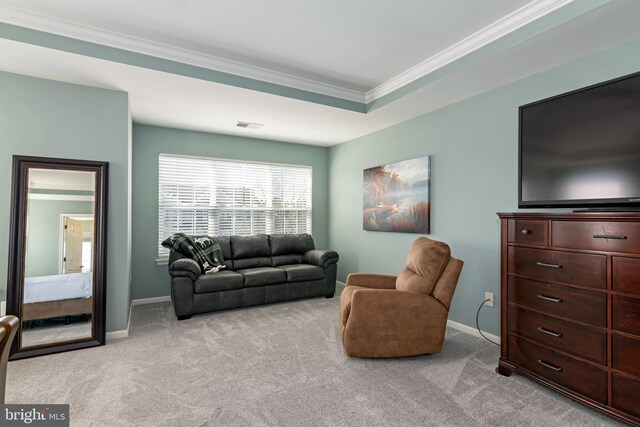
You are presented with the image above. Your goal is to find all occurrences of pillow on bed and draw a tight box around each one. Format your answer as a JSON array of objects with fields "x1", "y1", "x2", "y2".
[{"x1": 162, "y1": 233, "x2": 225, "y2": 274}]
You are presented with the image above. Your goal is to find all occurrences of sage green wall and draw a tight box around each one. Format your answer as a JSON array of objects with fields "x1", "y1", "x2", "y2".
[
  {"x1": 131, "y1": 124, "x2": 329, "y2": 300},
  {"x1": 25, "y1": 200, "x2": 93, "y2": 277},
  {"x1": 329, "y1": 37, "x2": 640, "y2": 336},
  {"x1": 0, "y1": 71, "x2": 132, "y2": 332}
]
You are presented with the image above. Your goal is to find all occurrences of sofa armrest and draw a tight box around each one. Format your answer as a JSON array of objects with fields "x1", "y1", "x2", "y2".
[
  {"x1": 345, "y1": 273, "x2": 396, "y2": 289},
  {"x1": 303, "y1": 249, "x2": 339, "y2": 268},
  {"x1": 169, "y1": 258, "x2": 201, "y2": 281}
]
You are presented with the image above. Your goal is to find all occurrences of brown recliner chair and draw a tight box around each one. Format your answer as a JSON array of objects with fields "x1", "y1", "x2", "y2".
[{"x1": 340, "y1": 237, "x2": 463, "y2": 358}]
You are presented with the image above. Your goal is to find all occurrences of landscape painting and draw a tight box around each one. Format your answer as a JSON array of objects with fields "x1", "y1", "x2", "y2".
[{"x1": 363, "y1": 156, "x2": 430, "y2": 233}]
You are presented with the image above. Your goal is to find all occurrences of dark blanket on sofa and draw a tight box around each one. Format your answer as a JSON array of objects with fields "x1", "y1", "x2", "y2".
[{"x1": 162, "y1": 233, "x2": 225, "y2": 273}]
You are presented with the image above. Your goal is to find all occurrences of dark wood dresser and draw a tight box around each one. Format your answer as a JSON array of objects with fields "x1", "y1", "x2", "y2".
[{"x1": 498, "y1": 212, "x2": 640, "y2": 426}]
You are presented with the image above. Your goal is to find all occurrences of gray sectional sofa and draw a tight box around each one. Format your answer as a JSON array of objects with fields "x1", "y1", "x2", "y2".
[{"x1": 168, "y1": 234, "x2": 339, "y2": 319}]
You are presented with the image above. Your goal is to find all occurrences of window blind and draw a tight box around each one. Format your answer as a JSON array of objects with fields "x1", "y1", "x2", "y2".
[{"x1": 158, "y1": 154, "x2": 312, "y2": 257}]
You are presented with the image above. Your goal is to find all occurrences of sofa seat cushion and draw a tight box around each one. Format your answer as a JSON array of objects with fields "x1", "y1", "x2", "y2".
[
  {"x1": 237, "y1": 267, "x2": 287, "y2": 287},
  {"x1": 194, "y1": 270, "x2": 244, "y2": 294},
  {"x1": 278, "y1": 264, "x2": 324, "y2": 282}
]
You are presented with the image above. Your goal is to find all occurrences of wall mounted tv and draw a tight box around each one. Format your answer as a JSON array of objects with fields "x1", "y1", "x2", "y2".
[{"x1": 519, "y1": 70, "x2": 640, "y2": 209}]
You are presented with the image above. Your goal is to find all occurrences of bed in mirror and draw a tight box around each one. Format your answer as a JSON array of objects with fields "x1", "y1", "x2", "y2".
[{"x1": 6, "y1": 156, "x2": 108, "y2": 359}]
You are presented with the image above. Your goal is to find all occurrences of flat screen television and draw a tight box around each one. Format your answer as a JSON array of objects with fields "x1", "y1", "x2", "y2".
[{"x1": 519, "y1": 70, "x2": 640, "y2": 209}]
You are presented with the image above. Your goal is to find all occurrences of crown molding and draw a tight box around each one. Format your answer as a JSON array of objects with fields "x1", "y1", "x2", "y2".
[
  {"x1": 0, "y1": 4, "x2": 366, "y2": 103},
  {"x1": 0, "y1": 1, "x2": 578, "y2": 106},
  {"x1": 365, "y1": 0, "x2": 576, "y2": 102}
]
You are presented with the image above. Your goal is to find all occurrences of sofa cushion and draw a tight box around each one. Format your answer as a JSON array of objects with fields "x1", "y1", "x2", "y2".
[
  {"x1": 231, "y1": 235, "x2": 270, "y2": 259},
  {"x1": 236, "y1": 267, "x2": 287, "y2": 287},
  {"x1": 194, "y1": 270, "x2": 244, "y2": 293},
  {"x1": 272, "y1": 254, "x2": 303, "y2": 267},
  {"x1": 211, "y1": 236, "x2": 233, "y2": 270},
  {"x1": 396, "y1": 237, "x2": 451, "y2": 295},
  {"x1": 269, "y1": 234, "x2": 315, "y2": 256},
  {"x1": 278, "y1": 264, "x2": 324, "y2": 282},
  {"x1": 233, "y1": 257, "x2": 272, "y2": 270}
]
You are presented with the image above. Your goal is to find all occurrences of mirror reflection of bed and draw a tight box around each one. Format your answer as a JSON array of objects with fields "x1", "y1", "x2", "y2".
[
  {"x1": 21, "y1": 273, "x2": 93, "y2": 347},
  {"x1": 21, "y1": 168, "x2": 95, "y2": 348}
]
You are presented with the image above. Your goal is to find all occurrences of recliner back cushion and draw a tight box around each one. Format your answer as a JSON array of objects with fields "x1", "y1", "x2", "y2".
[
  {"x1": 269, "y1": 234, "x2": 315, "y2": 256},
  {"x1": 230, "y1": 235, "x2": 271, "y2": 269},
  {"x1": 396, "y1": 237, "x2": 451, "y2": 295}
]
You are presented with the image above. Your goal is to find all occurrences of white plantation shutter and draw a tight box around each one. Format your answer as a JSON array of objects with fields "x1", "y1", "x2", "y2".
[{"x1": 158, "y1": 154, "x2": 312, "y2": 257}]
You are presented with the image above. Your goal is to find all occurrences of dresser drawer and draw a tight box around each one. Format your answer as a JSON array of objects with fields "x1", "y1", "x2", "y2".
[
  {"x1": 552, "y1": 221, "x2": 640, "y2": 253},
  {"x1": 613, "y1": 256, "x2": 640, "y2": 295},
  {"x1": 612, "y1": 373, "x2": 640, "y2": 419},
  {"x1": 508, "y1": 277, "x2": 606, "y2": 327},
  {"x1": 613, "y1": 295, "x2": 640, "y2": 335},
  {"x1": 508, "y1": 306, "x2": 607, "y2": 364},
  {"x1": 508, "y1": 336, "x2": 607, "y2": 404},
  {"x1": 508, "y1": 247, "x2": 606, "y2": 289},
  {"x1": 508, "y1": 219, "x2": 548, "y2": 246},
  {"x1": 612, "y1": 334, "x2": 640, "y2": 377}
]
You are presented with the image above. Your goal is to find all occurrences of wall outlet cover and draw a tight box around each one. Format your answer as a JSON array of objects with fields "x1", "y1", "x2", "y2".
[{"x1": 485, "y1": 292, "x2": 494, "y2": 307}]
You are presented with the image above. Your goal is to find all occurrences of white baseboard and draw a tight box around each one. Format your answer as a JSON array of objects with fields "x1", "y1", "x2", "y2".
[
  {"x1": 447, "y1": 319, "x2": 501, "y2": 345},
  {"x1": 0, "y1": 301, "x2": 5, "y2": 317},
  {"x1": 105, "y1": 296, "x2": 170, "y2": 342},
  {"x1": 106, "y1": 329, "x2": 129, "y2": 340},
  {"x1": 106, "y1": 301, "x2": 133, "y2": 342},
  {"x1": 132, "y1": 296, "x2": 171, "y2": 306}
]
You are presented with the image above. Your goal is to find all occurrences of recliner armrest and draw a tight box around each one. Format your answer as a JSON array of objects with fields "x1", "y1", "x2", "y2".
[
  {"x1": 303, "y1": 249, "x2": 339, "y2": 268},
  {"x1": 169, "y1": 258, "x2": 201, "y2": 281},
  {"x1": 345, "y1": 273, "x2": 396, "y2": 289}
]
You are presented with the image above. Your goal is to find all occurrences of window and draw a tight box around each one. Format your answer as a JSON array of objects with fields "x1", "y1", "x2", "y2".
[{"x1": 158, "y1": 154, "x2": 312, "y2": 258}]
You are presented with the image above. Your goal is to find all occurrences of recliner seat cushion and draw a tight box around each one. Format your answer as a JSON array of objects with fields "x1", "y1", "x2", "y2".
[
  {"x1": 236, "y1": 267, "x2": 287, "y2": 287},
  {"x1": 278, "y1": 264, "x2": 324, "y2": 282},
  {"x1": 194, "y1": 271, "x2": 244, "y2": 293},
  {"x1": 396, "y1": 237, "x2": 451, "y2": 295}
]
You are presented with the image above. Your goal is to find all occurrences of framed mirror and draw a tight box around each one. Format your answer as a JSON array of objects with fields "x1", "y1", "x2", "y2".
[{"x1": 6, "y1": 156, "x2": 108, "y2": 359}]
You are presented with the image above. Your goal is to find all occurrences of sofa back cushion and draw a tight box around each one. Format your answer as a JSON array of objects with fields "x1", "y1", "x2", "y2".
[
  {"x1": 396, "y1": 237, "x2": 451, "y2": 295},
  {"x1": 270, "y1": 234, "x2": 315, "y2": 266},
  {"x1": 230, "y1": 235, "x2": 272, "y2": 270},
  {"x1": 211, "y1": 235, "x2": 233, "y2": 270}
]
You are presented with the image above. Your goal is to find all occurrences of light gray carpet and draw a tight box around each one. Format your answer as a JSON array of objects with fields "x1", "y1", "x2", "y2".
[{"x1": 7, "y1": 286, "x2": 622, "y2": 426}]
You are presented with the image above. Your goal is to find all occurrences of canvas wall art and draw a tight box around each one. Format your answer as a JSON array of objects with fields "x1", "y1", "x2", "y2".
[{"x1": 363, "y1": 155, "x2": 430, "y2": 233}]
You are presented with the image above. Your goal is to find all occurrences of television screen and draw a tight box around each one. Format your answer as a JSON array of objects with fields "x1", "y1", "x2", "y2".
[{"x1": 519, "y1": 71, "x2": 640, "y2": 208}]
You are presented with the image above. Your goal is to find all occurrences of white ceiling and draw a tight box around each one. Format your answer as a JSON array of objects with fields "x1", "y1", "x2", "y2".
[{"x1": 0, "y1": 0, "x2": 639, "y2": 146}]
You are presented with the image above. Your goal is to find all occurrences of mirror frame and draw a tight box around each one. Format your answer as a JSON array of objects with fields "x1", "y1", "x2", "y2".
[{"x1": 7, "y1": 156, "x2": 108, "y2": 359}]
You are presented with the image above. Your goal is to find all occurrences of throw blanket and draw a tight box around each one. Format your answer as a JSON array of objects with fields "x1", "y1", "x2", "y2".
[{"x1": 162, "y1": 233, "x2": 226, "y2": 274}]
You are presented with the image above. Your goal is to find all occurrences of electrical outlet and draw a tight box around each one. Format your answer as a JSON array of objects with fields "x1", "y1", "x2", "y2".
[{"x1": 485, "y1": 292, "x2": 494, "y2": 308}]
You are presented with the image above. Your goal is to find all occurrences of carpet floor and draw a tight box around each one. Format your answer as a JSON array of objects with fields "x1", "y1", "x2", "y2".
[{"x1": 7, "y1": 286, "x2": 622, "y2": 426}]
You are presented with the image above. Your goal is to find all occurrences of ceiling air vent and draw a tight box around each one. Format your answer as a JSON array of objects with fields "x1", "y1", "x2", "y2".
[{"x1": 236, "y1": 121, "x2": 263, "y2": 129}]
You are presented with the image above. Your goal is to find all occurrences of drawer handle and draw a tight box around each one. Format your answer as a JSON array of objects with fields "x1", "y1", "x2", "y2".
[
  {"x1": 521, "y1": 228, "x2": 531, "y2": 235},
  {"x1": 537, "y1": 359, "x2": 563, "y2": 372},
  {"x1": 537, "y1": 327, "x2": 563, "y2": 338},
  {"x1": 536, "y1": 261, "x2": 562, "y2": 269},
  {"x1": 593, "y1": 234, "x2": 627, "y2": 240},
  {"x1": 537, "y1": 294, "x2": 563, "y2": 303}
]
